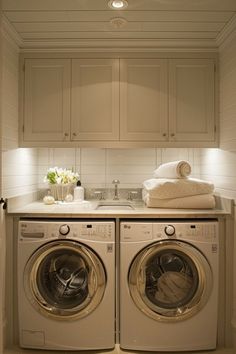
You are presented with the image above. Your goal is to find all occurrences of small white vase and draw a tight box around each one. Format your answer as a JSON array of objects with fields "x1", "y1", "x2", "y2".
[{"x1": 50, "y1": 183, "x2": 75, "y2": 201}]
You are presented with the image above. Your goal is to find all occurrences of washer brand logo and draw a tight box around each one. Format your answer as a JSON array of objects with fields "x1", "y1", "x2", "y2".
[
  {"x1": 212, "y1": 244, "x2": 218, "y2": 253},
  {"x1": 124, "y1": 225, "x2": 131, "y2": 229},
  {"x1": 107, "y1": 244, "x2": 113, "y2": 253}
]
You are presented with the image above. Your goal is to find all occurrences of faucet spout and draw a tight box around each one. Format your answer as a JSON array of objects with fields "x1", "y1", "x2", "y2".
[{"x1": 112, "y1": 179, "x2": 120, "y2": 200}]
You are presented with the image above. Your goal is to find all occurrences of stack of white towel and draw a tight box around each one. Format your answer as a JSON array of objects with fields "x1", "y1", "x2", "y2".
[{"x1": 143, "y1": 160, "x2": 215, "y2": 209}]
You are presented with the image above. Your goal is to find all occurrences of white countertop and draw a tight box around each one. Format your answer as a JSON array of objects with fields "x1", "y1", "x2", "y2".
[{"x1": 7, "y1": 198, "x2": 232, "y2": 219}]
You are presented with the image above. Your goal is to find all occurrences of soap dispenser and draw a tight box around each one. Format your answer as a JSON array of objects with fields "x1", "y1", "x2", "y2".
[{"x1": 74, "y1": 180, "x2": 84, "y2": 202}]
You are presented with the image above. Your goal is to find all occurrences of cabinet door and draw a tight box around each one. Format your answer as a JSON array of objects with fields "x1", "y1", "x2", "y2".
[
  {"x1": 24, "y1": 59, "x2": 71, "y2": 142},
  {"x1": 71, "y1": 59, "x2": 119, "y2": 141},
  {"x1": 120, "y1": 59, "x2": 168, "y2": 141},
  {"x1": 169, "y1": 59, "x2": 215, "y2": 142}
]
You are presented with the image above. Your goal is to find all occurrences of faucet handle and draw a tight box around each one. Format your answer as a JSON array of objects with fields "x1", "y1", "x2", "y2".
[
  {"x1": 94, "y1": 191, "x2": 105, "y2": 200},
  {"x1": 112, "y1": 179, "x2": 120, "y2": 185},
  {"x1": 127, "y1": 191, "x2": 138, "y2": 201}
]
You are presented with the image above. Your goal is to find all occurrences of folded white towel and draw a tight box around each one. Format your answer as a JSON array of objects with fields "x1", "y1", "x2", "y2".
[
  {"x1": 143, "y1": 193, "x2": 215, "y2": 209},
  {"x1": 143, "y1": 178, "x2": 214, "y2": 199},
  {"x1": 154, "y1": 160, "x2": 191, "y2": 179}
]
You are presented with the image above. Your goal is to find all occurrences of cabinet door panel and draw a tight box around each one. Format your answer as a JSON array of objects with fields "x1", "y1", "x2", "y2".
[
  {"x1": 71, "y1": 59, "x2": 119, "y2": 141},
  {"x1": 120, "y1": 59, "x2": 168, "y2": 141},
  {"x1": 24, "y1": 59, "x2": 71, "y2": 142},
  {"x1": 169, "y1": 59, "x2": 215, "y2": 142}
]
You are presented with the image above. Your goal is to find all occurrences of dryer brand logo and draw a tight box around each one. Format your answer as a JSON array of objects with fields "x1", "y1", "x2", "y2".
[
  {"x1": 123, "y1": 225, "x2": 131, "y2": 229},
  {"x1": 107, "y1": 244, "x2": 113, "y2": 253},
  {"x1": 212, "y1": 244, "x2": 218, "y2": 253}
]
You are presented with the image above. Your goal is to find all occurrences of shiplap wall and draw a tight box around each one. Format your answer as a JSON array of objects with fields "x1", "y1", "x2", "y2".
[
  {"x1": 198, "y1": 31, "x2": 236, "y2": 202},
  {"x1": 1, "y1": 33, "x2": 38, "y2": 198},
  {"x1": 37, "y1": 148, "x2": 200, "y2": 190},
  {"x1": 198, "y1": 29, "x2": 236, "y2": 349}
]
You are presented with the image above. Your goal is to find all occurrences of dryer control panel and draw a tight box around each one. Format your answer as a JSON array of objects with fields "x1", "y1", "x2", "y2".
[
  {"x1": 19, "y1": 221, "x2": 115, "y2": 241},
  {"x1": 121, "y1": 221, "x2": 218, "y2": 243},
  {"x1": 153, "y1": 222, "x2": 218, "y2": 242}
]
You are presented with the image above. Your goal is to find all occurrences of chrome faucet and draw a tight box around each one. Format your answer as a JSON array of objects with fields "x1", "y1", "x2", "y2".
[{"x1": 112, "y1": 179, "x2": 120, "y2": 200}]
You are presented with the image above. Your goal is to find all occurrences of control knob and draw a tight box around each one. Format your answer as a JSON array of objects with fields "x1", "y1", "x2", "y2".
[
  {"x1": 164, "y1": 225, "x2": 175, "y2": 236},
  {"x1": 59, "y1": 224, "x2": 70, "y2": 236}
]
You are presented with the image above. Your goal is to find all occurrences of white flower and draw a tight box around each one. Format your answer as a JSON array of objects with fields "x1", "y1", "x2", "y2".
[{"x1": 44, "y1": 167, "x2": 80, "y2": 185}]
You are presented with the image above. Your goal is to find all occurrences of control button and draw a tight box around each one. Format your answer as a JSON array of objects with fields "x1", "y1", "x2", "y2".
[
  {"x1": 59, "y1": 224, "x2": 70, "y2": 236},
  {"x1": 164, "y1": 225, "x2": 175, "y2": 236}
]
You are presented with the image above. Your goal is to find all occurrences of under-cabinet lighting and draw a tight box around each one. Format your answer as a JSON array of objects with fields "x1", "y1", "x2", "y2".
[{"x1": 108, "y1": 0, "x2": 128, "y2": 10}]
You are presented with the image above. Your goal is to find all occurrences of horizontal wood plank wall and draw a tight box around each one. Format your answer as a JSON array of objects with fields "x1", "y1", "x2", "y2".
[
  {"x1": 1, "y1": 34, "x2": 38, "y2": 198},
  {"x1": 197, "y1": 29, "x2": 236, "y2": 353},
  {"x1": 220, "y1": 30, "x2": 236, "y2": 151},
  {"x1": 198, "y1": 30, "x2": 236, "y2": 203}
]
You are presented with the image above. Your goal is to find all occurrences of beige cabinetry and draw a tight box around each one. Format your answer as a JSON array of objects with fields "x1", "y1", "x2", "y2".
[
  {"x1": 120, "y1": 59, "x2": 168, "y2": 141},
  {"x1": 20, "y1": 56, "x2": 217, "y2": 147},
  {"x1": 23, "y1": 59, "x2": 71, "y2": 142},
  {"x1": 71, "y1": 59, "x2": 119, "y2": 141},
  {"x1": 120, "y1": 58, "x2": 215, "y2": 143},
  {"x1": 169, "y1": 59, "x2": 215, "y2": 142}
]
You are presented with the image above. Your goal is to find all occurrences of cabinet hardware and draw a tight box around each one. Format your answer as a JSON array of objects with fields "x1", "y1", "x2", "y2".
[
  {"x1": 64, "y1": 133, "x2": 69, "y2": 137},
  {"x1": 162, "y1": 133, "x2": 167, "y2": 137},
  {"x1": 72, "y1": 133, "x2": 77, "y2": 137},
  {"x1": 170, "y1": 133, "x2": 175, "y2": 137},
  {"x1": 0, "y1": 198, "x2": 7, "y2": 210}
]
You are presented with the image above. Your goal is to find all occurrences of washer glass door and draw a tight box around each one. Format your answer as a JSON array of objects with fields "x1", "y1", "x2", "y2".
[
  {"x1": 24, "y1": 240, "x2": 106, "y2": 320},
  {"x1": 129, "y1": 240, "x2": 212, "y2": 322}
]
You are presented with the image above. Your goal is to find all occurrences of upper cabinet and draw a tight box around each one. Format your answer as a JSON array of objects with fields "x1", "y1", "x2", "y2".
[
  {"x1": 23, "y1": 59, "x2": 71, "y2": 142},
  {"x1": 120, "y1": 59, "x2": 168, "y2": 141},
  {"x1": 168, "y1": 59, "x2": 215, "y2": 143},
  {"x1": 71, "y1": 59, "x2": 119, "y2": 141},
  {"x1": 20, "y1": 55, "x2": 217, "y2": 147}
]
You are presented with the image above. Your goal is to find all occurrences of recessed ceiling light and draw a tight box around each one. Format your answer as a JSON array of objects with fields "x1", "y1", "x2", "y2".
[{"x1": 108, "y1": 0, "x2": 128, "y2": 10}]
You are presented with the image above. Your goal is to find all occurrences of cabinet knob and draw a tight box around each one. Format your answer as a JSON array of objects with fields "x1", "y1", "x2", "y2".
[
  {"x1": 72, "y1": 133, "x2": 77, "y2": 137},
  {"x1": 64, "y1": 132, "x2": 69, "y2": 137},
  {"x1": 170, "y1": 133, "x2": 175, "y2": 137},
  {"x1": 162, "y1": 133, "x2": 167, "y2": 137}
]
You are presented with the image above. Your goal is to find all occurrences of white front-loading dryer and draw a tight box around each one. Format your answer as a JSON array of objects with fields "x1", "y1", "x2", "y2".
[
  {"x1": 18, "y1": 220, "x2": 115, "y2": 350},
  {"x1": 120, "y1": 221, "x2": 219, "y2": 352}
]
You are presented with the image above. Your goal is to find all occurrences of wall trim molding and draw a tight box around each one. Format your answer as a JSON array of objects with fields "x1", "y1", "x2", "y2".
[
  {"x1": 2, "y1": 15, "x2": 23, "y2": 50},
  {"x1": 19, "y1": 39, "x2": 219, "y2": 53},
  {"x1": 216, "y1": 13, "x2": 236, "y2": 49}
]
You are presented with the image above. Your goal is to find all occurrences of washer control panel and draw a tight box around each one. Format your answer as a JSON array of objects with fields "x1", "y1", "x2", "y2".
[
  {"x1": 164, "y1": 225, "x2": 175, "y2": 237},
  {"x1": 153, "y1": 222, "x2": 218, "y2": 242},
  {"x1": 19, "y1": 221, "x2": 115, "y2": 241}
]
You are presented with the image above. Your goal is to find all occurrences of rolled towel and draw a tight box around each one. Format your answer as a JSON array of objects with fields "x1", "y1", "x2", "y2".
[
  {"x1": 143, "y1": 193, "x2": 215, "y2": 209},
  {"x1": 143, "y1": 178, "x2": 214, "y2": 199},
  {"x1": 154, "y1": 160, "x2": 191, "y2": 179}
]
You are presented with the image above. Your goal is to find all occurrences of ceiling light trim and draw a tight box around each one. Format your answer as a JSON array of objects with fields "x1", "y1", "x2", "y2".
[{"x1": 108, "y1": 0, "x2": 128, "y2": 10}]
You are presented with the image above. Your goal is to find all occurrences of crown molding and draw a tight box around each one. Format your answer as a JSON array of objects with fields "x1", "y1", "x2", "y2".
[
  {"x1": 216, "y1": 13, "x2": 236, "y2": 49},
  {"x1": 2, "y1": 15, "x2": 23, "y2": 49},
  {"x1": 19, "y1": 38, "x2": 218, "y2": 53}
]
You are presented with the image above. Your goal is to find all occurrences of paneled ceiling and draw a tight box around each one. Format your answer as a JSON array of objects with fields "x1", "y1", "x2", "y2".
[{"x1": 2, "y1": 0, "x2": 236, "y2": 50}]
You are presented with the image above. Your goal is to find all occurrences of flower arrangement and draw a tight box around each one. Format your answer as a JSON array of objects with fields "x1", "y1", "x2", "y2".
[
  {"x1": 44, "y1": 167, "x2": 79, "y2": 185},
  {"x1": 44, "y1": 167, "x2": 79, "y2": 201}
]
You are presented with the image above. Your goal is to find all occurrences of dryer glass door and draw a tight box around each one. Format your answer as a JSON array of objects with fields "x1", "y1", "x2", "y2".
[
  {"x1": 24, "y1": 240, "x2": 106, "y2": 320},
  {"x1": 129, "y1": 240, "x2": 212, "y2": 322}
]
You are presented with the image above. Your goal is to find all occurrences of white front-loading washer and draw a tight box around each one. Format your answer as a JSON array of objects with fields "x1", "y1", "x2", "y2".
[
  {"x1": 18, "y1": 220, "x2": 115, "y2": 350},
  {"x1": 120, "y1": 220, "x2": 219, "y2": 352}
]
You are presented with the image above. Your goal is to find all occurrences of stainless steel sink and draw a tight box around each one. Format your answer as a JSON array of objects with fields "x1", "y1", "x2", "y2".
[{"x1": 96, "y1": 201, "x2": 134, "y2": 210}]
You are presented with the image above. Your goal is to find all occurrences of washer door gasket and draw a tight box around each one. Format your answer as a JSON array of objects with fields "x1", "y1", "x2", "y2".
[
  {"x1": 24, "y1": 240, "x2": 106, "y2": 321},
  {"x1": 128, "y1": 240, "x2": 213, "y2": 322}
]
